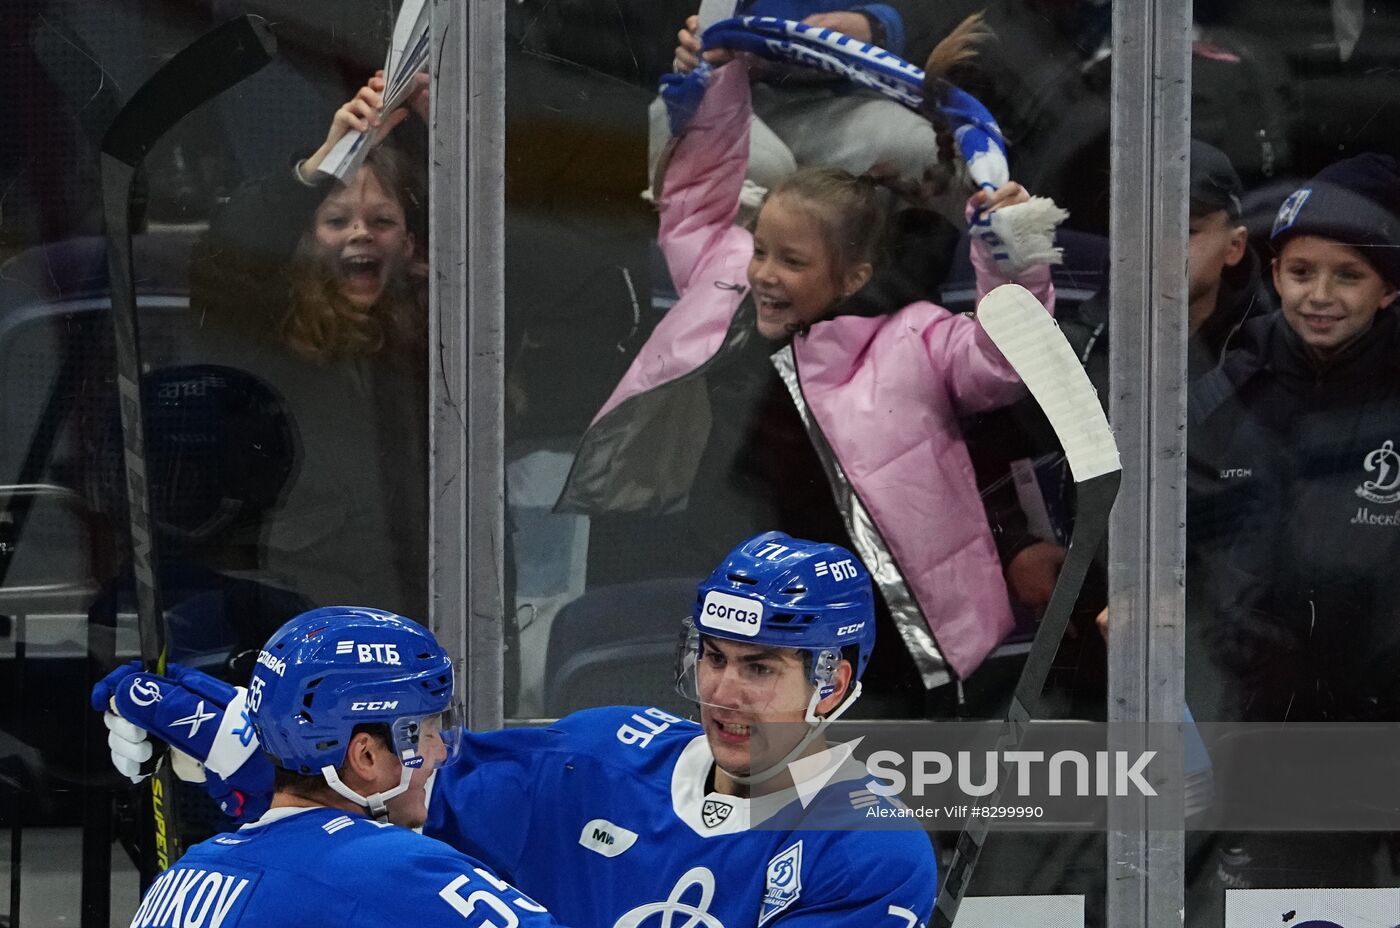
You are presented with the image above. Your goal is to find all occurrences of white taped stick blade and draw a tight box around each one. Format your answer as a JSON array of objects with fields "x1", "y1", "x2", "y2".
[
  {"x1": 698, "y1": 0, "x2": 739, "y2": 32},
  {"x1": 977, "y1": 284, "x2": 1121, "y2": 482}
]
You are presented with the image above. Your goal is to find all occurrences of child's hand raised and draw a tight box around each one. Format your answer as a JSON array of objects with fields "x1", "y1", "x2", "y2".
[
  {"x1": 966, "y1": 180, "x2": 1066, "y2": 273},
  {"x1": 357, "y1": 71, "x2": 424, "y2": 138},
  {"x1": 302, "y1": 71, "x2": 425, "y2": 179},
  {"x1": 673, "y1": 14, "x2": 734, "y2": 73},
  {"x1": 971, "y1": 181, "x2": 1030, "y2": 213}
]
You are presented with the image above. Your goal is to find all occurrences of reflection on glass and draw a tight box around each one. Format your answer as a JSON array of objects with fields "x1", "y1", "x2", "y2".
[
  {"x1": 1185, "y1": 2, "x2": 1400, "y2": 920},
  {"x1": 505, "y1": 2, "x2": 1120, "y2": 921},
  {"x1": 1, "y1": 3, "x2": 429, "y2": 920},
  {"x1": 508, "y1": 3, "x2": 1102, "y2": 728},
  {"x1": 187, "y1": 73, "x2": 429, "y2": 619}
]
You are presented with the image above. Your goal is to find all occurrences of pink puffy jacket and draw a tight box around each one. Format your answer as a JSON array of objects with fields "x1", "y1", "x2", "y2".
[{"x1": 560, "y1": 61, "x2": 1055, "y2": 682}]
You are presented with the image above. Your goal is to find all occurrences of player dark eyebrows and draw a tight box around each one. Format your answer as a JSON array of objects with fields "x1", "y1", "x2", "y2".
[{"x1": 700, "y1": 637, "x2": 793, "y2": 664}]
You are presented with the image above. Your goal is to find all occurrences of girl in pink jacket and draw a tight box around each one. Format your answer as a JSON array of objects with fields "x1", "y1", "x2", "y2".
[{"x1": 558, "y1": 56, "x2": 1056, "y2": 712}]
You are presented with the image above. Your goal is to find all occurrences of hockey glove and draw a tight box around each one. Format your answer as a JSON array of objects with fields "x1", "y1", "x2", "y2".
[{"x1": 91, "y1": 660, "x2": 274, "y2": 821}]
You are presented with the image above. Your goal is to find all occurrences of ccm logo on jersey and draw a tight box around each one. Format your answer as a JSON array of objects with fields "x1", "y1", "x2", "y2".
[
  {"x1": 350, "y1": 700, "x2": 399, "y2": 712},
  {"x1": 336, "y1": 640, "x2": 402, "y2": 665},
  {"x1": 699, "y1": 591, "x2": 762, "y2": 637}
]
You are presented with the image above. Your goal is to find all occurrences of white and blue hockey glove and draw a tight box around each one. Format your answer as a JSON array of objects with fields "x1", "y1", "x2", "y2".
[{"x1": 90, "y1": 660, "x2": 275, "y2": 822}]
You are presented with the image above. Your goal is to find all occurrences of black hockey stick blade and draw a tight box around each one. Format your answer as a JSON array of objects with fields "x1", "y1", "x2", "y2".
[
  {"x1": 99, "y1": 13, "x2": 275, "y2": 884},
  {"x1": 102, "y1": 14, "x2": 275, "y2": 166},
  {"x1": 933, "y1": 284, "x2": 1122, "y2": 926}
]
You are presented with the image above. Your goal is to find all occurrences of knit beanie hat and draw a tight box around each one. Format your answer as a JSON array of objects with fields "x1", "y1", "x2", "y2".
[{"x1": 1271, "y1": 153, "x2": 1400, "y2": 286}]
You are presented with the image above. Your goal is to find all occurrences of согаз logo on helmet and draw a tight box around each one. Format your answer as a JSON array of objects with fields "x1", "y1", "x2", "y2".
[{"x1": 699, "y1": 591, "x2": 763, "y2": 637}]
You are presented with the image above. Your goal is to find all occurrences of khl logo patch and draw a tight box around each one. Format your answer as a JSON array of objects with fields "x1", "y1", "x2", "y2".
[
  {"x1": 701, "y1": 799, "x2": 732, "y2": 829},
  {"x1": 759, "y1": 840, "x2": 803, "y2": 925}
]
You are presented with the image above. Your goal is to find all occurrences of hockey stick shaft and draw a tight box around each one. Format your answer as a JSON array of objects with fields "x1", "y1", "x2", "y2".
[
  {"x1": 101, "y1": 156, "x2": 177, "y2": 887},
  {"x1": 932, "y1": 285, "x2": 1121, "y2": 926},
  {"x1": 99, "y1": 14, "x2": 275, "y2": 884},
  {"x1": 933, "y1": 473, "x2": 1118, "y2": 926}
]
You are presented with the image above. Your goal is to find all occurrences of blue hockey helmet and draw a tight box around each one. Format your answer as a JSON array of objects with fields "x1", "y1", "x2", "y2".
[
  {"x1": 679, "y1": 531, "x2": 876, "y2": 697},
  {"x1": 249, "y1": 606, "x2": 458, "y2": 817},
  {"x1": 676, "y1": 532, "x2": 877, "y2": 785}
]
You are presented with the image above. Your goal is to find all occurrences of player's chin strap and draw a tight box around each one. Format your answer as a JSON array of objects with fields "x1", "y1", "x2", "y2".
[
  {"x1": 319, "y1": 764, "x2": 413, "y2": 822},
  {"x1": 725, "y1": 681, "x2": 863, "y2": 787}
]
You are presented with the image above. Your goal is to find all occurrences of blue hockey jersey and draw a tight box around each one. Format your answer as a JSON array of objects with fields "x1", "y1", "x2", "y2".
[
  {"x1": 127, "y1": 806, "x2": 567, "y2": 928},
  {"x1": 426, "y1": 706, "x2": 936, "y2": 928}
]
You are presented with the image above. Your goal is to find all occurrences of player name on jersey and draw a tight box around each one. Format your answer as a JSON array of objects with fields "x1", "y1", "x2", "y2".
[{"x1": 128, "y1": 866, "x2": 252, "y2": 928}]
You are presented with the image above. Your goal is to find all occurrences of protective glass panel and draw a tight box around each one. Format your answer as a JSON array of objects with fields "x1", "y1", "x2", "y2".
[
  {"x1": 500, "y1": 1, "x2": 1124, "y2": 923},
  {"x1": 1, "y1": 0, "x2": 428, "y2": 920},
  {"x1": 1184, "y1": 1, "x2": 1400, "y2": 924}
]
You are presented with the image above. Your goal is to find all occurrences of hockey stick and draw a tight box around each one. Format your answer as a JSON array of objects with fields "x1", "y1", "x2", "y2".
[
  {"x1": 932, "y1": 284, "x2": 1121, "y2": 927},
  {"x1": 100, "y1": 13, "x2": 275, "y2": 885}
]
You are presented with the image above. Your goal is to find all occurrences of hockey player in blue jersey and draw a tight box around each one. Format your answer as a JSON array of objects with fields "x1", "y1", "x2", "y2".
[
  {"x1": 93, "y1": 606, "x2": 569, "y2": 928},
  {"x1": 427, "y1": 531, "x2": 938, "y2": 927},
  {"x1": 97, "y1": 534, "x2": 937, "y2": 927}
]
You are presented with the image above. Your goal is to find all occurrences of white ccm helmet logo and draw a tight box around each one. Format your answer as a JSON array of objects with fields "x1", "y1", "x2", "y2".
[{"x1": 699, "y1": 591, "x2": 763, "y2": 638}]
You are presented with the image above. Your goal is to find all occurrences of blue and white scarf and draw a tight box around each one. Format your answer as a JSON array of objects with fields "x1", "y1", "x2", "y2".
[
  {"x1": 663, "y1": 16, "x2": 1009, "y2": 192},
  {"x1": 660, "y1": 17, "x2": 1065, "y2": 272}
]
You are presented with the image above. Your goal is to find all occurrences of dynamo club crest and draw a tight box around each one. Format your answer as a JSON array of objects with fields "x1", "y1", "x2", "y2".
[
  {"x1": 759, "y1": 841, "x2": 803, "y2": 925},
  {"x1": 1272, "y1": 187, "x2": 1311, "y2": 237}
]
